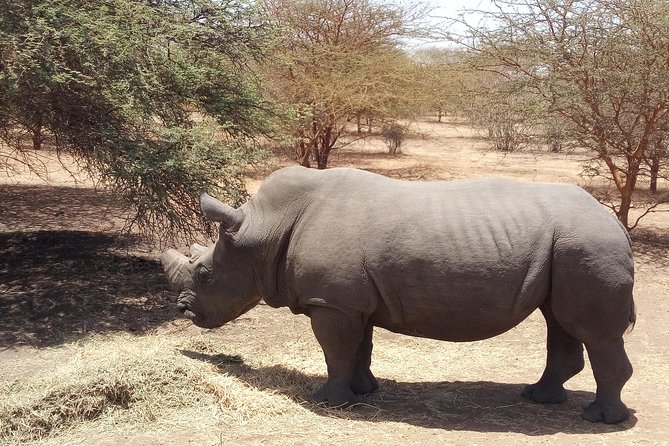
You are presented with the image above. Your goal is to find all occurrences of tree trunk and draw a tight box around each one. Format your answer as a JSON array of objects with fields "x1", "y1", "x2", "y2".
[
  {"x1": 617, "y1": 159, "x2": 641, "y2": 230},
  {"x1": 315, "y1": 152, "x2": 329, "y2": 169},
  {"x1": 32, "y1": 122, "x2": 42, "y2": 151},
  {"x1": 356, "y1": 114, "x2": 362, "y2": 135},
  {"x1": 649, "y1": 152, "x2": 660, "y2": 194},
  {"x1": 617, "y1": 190, "x2": 632, "y2": 230},
  {"x1": 314, "y1": 125, "x2": 334, "y2": 169},
  {"x1": 313, "y1": 143, "x2": 330, "y2": 169},
  {"x1": 297, "y1": 140, "x2": 311, "y2": 168},
  {"x1": 437, "y1": 110, "x2": 443, "y2": 123}
]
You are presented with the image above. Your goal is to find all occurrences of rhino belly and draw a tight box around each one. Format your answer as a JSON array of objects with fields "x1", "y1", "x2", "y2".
[
  {"x1": 368, "y1": 257, "x2": 551, "y2": 342},
  {"x1": 371, "y1": 299, "x2": 540, "y2": 342}
]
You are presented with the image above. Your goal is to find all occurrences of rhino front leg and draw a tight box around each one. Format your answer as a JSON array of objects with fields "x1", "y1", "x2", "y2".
[
  {"x1": 310, "y1": 306, "x2": 364, "y2": 407},
  {"x1": 351, "y1": 322, "x2": 379, "y2": 395}
]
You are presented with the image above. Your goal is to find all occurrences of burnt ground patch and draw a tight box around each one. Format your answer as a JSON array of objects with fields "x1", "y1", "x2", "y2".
[{"x1": 0, "y1": 230, "x2": 175, "y2": 349}]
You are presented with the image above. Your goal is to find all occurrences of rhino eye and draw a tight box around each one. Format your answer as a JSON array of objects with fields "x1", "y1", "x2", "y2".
[{"x1": 196, "y1": 266, "x2": 212, "y2": 284}]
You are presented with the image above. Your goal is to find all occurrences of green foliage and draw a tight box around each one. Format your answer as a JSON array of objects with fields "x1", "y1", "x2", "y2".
[{"x1": 0, "y1": 0, "x2": 273, "y2": 241}]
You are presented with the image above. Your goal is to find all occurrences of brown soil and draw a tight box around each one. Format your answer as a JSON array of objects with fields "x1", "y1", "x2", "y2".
[{"x1": 1, "y1": 119, "x2": 667, "y2": 445}]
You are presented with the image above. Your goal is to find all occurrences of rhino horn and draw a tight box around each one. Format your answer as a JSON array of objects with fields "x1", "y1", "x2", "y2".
[
  {"x1": 200, "y1": 192, "x2": 244, "y2": 231},
  {"x1": 160, "y1": 249, "x2": 190, "y2": 291}
]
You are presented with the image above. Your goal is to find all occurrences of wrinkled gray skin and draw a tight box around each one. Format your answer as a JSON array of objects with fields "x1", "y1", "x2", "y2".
[{"x1": 162, "y1": 166, "x2": 635, "y2": 424}]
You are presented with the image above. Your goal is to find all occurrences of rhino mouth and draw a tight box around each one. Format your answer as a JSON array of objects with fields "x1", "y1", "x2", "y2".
[
  {"x1": 175, "y1": 289, "x2": 260, "y2": 329},
  {"x1": 179, "y1": 306, "x2": 198, "y2": 321},
  {"x1": 177, "y1": 290, "x2": 200, "y2": 322},
  {"x1": 176, "y1": 290, "x2": 222, "y2": 329}
]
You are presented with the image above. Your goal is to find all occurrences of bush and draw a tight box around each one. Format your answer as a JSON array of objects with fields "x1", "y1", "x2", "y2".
[
  {"x1": 486, "y1": 122, "x2": 526, "y2": 152},
  {"x1": 381, "y1": 123, "x2": 408, "y2": 156}
]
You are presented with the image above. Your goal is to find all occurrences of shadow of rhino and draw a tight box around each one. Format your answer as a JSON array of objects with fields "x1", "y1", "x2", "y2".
[{"x1": 181, "y1": 349, "x2": 637, "y2": 435}]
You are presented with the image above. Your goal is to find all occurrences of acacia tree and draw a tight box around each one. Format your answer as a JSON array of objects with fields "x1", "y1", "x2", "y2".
[
  {"x1": 262, "y1": 0, "x2": 428, "y2": 169},
  {"x1": 463, "y1": 68, "x2": 547, "y2": 152},
  {"x1": 457, "y1": 0, "x2": 669, "y2": 229},
  {"x1": 645, "y1": 124, "x2": 669, "y2": 194},
  {"x1": 0, "y1": 0, "x2": 272, "y2": 241},
  {"x1": 412, "y1": 48, "x2": 469, "y2": 123}
]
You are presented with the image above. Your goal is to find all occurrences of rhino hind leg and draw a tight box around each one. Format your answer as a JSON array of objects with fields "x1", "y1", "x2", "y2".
[
  {"x1": 523, "y1": 303, "x2": 585, "y2": 404},
  {"x1": 310, "y1": 306, "x2": 365, "y2": 407},
  {"x1": 581, "y1": 338, "x2": 632, "y2": 424},
  {"x1": 350, "y1": 323, "x2": 379, "y2": 395}
]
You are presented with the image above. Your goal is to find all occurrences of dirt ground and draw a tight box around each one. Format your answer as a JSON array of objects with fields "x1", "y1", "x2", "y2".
[{"x1": 1, "y1": 119, "x2": 668, "y2": 446}]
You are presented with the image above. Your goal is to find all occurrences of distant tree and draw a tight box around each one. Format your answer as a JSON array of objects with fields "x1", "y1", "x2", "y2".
[
  {"x1": 540, "y1": 115, "x2": 573, "y2": 153},
  {"x1": 412, "y1": 47, "x2": 466, "y2": 123},
  {"x1": 646, "y1": 130, "x2": 669, "y2": 194},
  {"x1": 0, "y1": 0, "x2": 273, "y2": 241},
  {"x1": 413, "y1": 48, "x2": 543, "y2": 152},
  {"x1": 456, "y1": 0, "x2": 669, "y2": 229},
  {"x1": 262, "y1": 0, "x2": 429, "y2": 169},
  {"x1": 462, "y1": 70, "x2": 542, "y2": 152},
  {"x1": 380, "y1": 122, "x2": 409, "y2": 155}
]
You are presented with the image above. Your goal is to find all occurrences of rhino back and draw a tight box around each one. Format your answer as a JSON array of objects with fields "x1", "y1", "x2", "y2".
[{"x1": 248, "y1": 168, "x2": 628, "y2": 341}]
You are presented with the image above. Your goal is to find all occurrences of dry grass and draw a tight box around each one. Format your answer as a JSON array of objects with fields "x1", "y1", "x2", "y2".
[
  {"x1": 1, "y1": 118, "x2": 667, "y2": 445},
  {"x1": 0, "y1": 334, "x2": 304, "y2": 445},
  {"x1": 1, "y1": 317, "x2": 658, "y2": 446}
]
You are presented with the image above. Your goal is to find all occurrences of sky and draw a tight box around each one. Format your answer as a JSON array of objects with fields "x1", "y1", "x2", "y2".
[
  {"x1": 429, "y1": 0, "x2": 493, "y2": 18},
  {"x1": 404, "y1": 0, "x2": 496, "y2": 49}
]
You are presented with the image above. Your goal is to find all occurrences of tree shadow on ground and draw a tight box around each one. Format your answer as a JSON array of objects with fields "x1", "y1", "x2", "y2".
[
  {"x1": 0, "y1": 230, "x2": 175, "y2": 349},
  {"x1": 0, "y1": 184, "x2": 123, "y2": 232},
  {"x1": 364, "y1": 164, "x2": 447, "y2": 181},
  {"x1": 183, "y1": 350, "x2": 636, "y2": 435},
  {"x1": 631, "y1": 227, "x2": 669, "y2": 269},
  {"x1": 0, "y1": 183, "x2": 177, "y2": 348}
]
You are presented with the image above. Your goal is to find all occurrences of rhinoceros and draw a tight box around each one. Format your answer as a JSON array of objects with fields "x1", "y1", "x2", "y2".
[{"x1": 161, "y1": 166, "x2": 635, "y2": 424}]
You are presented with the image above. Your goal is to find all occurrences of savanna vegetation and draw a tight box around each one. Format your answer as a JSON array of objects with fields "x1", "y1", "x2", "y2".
[
  {"x1": 453, "y1": 0, "x2": 669, "y2": 229},
  {"x1": 0, "y1": 0, "x2": 273, "y2": 241},
  {"x1": 1, "y1": 0, "x2": 668, "y2": 444},
  {"x1": 261, "y1": 0, "x2": 430, "y2": 168},
  {"x1": 2, "y1": 0, "x2": 667, "y2": 231}
]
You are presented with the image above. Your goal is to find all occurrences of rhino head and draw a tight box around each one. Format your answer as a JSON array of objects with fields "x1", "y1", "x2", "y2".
[{"x1": 160, "y1": 193, "x2": 261, "y2": 329}]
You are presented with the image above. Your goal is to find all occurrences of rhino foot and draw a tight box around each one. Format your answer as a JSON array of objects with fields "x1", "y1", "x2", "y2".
[
  {"x1": 582, "y1": 401, "x2": 630, "y2": 424},
  {"x1": 351, "y1": 370, "x2": 379, "y2": 395},
  {"x1": 522, "y1": 383, "x2": 567, "y2": 404},
  {"x1": 313, "y1": 384, "x2": 358, "y2": 408}
]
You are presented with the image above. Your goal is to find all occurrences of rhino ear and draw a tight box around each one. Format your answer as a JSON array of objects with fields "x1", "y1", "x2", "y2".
[{"x1": 200, "y1": 193, "x2": 244, "y2": 231}]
